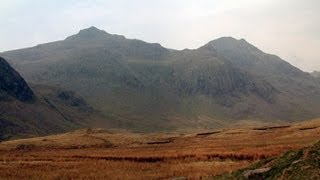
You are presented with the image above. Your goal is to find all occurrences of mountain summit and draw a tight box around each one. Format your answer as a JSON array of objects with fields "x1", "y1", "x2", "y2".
[
  {"x1": 202, "y1": 37, "x2": 304, "y2": 77},
  {"x1": 203, "y1": 36, "x2": 258, "y2": 51},
  {"x1": 65, "y1": 26, "x2": 112, "y2": 41}
]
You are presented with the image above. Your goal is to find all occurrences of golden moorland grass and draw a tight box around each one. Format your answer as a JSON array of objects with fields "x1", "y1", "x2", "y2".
[{"x1": 0, "y1": 119, "x2": 319, "y2": 179}]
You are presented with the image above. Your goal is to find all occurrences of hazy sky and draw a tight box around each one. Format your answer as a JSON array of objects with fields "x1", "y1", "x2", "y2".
[{"x1": 1, "y1": 0, "x2": 319, "y2": 72}]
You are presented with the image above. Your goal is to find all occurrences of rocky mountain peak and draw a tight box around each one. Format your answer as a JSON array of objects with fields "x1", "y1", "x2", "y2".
[
  {"x1": 65, "y1": 26, "x2": 112, "y2": 41},
  {"x1": 203, "y1": 36, "x2": 260, "y2": 53}
]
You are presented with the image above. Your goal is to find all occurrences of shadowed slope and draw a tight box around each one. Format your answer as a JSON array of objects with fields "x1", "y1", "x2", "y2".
[
  {"x1": 0, "y1": 57, "x2": 105, "y2": 141},
  {"x1": 0, "y1": 56, "x2": 34, "y2": 102}
]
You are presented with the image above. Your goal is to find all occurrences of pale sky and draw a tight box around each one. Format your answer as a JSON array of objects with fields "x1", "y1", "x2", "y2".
[{"x1": 1, "y1": 0, "x2": 319, "y2": 72}]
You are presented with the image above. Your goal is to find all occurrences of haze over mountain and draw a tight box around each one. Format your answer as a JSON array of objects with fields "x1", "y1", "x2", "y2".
[
  {"x1": 0, "y1": 56, "x2": 103, "y2": 141},
  {"x1": 2, "y1": 27, "x2": 320, "y2": 131}
]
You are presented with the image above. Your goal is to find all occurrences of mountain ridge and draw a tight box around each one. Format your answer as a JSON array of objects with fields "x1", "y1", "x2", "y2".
[{"x1": 1, "y1": 27, "x2": 319, "y2": 131}]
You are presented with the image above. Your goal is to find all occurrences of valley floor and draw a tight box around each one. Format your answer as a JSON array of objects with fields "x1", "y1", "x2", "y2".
[{"x1": 0, "y1": 119, "x2": 320, "y2": 179}]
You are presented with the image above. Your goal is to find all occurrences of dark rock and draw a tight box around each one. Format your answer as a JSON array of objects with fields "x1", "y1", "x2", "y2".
[{"x1": 0, "y1": 56, "x2": 35, "y2": 102}]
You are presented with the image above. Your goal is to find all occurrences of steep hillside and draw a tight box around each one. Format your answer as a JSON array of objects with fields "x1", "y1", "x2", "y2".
[
  {"x1": 202, "y1": 37, "x2": 320, "y2": 91},
  {"x1": 0, "y1": 57, "x2": 34, "y2": 102},
  {"x1": 2, "y1": 27, "x2": 320, "y2": 131},
  {"x1": 0, "y1": 57, "x2": 104, "y2": 141},
  {"x1": 201, "y1": 37, "x2": 320, "y2": 118}
]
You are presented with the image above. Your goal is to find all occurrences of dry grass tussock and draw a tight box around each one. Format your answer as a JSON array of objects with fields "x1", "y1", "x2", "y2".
[{"x1": 0, "y1": 119, "x2": 320, "y2": 179}]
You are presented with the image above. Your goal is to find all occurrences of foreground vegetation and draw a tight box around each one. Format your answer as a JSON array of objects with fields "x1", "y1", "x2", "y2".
[
  {"x1": 0, "y1": 119, "x2": 319, "y2": 179},
  {"x1": 215, "y1": 141, "x2": 320, "y2": 179}
]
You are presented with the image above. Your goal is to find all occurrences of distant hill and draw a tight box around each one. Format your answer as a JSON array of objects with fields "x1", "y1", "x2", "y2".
[
  {"x1": 0, "y1": 56, "x2": 104, "y2": 141},
  {"x1": 2, "y1": 27, "x2": 320, "y2": 131}
]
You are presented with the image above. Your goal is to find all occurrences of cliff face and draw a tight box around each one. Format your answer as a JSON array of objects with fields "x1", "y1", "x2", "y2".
[
  {"x1": 0, "y1": 56, "x2": 35, "y2": 102},
  {"x1": 0, "y1": 57, "x2": 104, "y2": 141}
]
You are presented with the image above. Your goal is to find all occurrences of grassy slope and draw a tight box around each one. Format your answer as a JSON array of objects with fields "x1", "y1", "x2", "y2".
[
  {"x1": 214, "y1": 141, "x2": 320, "y2": 180},
  {"x1": 0, "y1": 119, "x2": 319, "y2": 179}
]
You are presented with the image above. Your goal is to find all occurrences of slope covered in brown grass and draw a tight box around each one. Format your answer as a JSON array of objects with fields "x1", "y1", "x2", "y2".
[{"x1": 0, "y1": 119, "x2": 319, "y2": 179}]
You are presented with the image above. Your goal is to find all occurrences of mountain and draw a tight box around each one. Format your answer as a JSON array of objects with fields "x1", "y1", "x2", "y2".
[
  {"x1": 202, "y1": 37, "x2": 320, "y2": 118},
  {"x1": 202, "y1": 37, "x2": 318, "y2": 90},
  {"x1": 2, "y1": 27, "x2": 320, "y2": 131},
  {"x1": 0, "y1": 56, "x2": 104, "y2": 141},
  {"x1": 311, "y1": 71, "x2": 320, "y2": 84},
  {"x1": 311, "y1": 71, "x2": 320, "y2": 78},
  {"x1": 0, "y1": 57, "x2": 35, "y2": 102}
]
